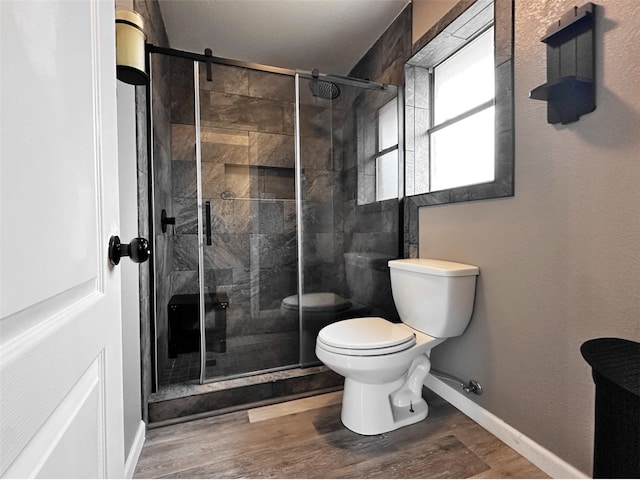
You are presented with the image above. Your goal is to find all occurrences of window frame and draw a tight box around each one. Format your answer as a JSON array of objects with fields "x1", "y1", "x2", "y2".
[
  {"x1": 429, "y1": 24, "x2": 496, "y2": 192},
  {"x1": 375, "y1": 98, "x2": 400, "y2": 201},
  {"x1": 403, "y1": 0, "x2": 514, "y2": 257}
]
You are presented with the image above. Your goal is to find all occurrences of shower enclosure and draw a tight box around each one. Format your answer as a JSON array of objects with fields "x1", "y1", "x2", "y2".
[{"x1": 147, "y1": 47, "x2": 401, "y2": 391}]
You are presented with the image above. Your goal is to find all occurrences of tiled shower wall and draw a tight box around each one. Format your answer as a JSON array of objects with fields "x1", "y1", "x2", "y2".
[
  {"x1": 342, "y1": 5, "x2": 413, "y2": 321},
  {"x1": 133, "y1": 0, "x2": 170, "y2": 409},
  {"x1": 159, "y1": 60, "x2": 347, "y2": 348}
]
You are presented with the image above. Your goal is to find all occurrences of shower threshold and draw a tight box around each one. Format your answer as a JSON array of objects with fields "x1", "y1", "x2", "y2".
[{"x1": 148, "y1": 365, "x2": 343, "y2": 427}]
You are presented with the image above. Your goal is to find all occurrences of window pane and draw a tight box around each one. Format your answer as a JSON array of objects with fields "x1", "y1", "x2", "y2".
[
  {"x1": 376, "y1": 150, "x2": 398, "y2": 201},
  {"x1": 434, "y1": 27, "x2": 494, "y2": 124},
  {"x1": 430, "y1": 106, "x2": 494, "y2": 191},
  {"x1": 378, "y1": 99, "x2": 398, "y2": 151}
]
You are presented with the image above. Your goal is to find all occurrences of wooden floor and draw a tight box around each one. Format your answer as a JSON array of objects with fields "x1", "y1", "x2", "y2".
[{"x1": 134, "y1": 391, "x2": 549, "y2": 478}]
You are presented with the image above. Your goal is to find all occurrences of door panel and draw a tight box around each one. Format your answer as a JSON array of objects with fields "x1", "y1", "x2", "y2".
[{"x1": 0, "y1": 0, "x2": 124, "y2": 477}]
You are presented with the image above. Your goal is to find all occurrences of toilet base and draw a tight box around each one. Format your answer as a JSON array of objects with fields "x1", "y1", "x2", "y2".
[{"x1": 340, "y1": 377, "x2": 429, "y2": 435}]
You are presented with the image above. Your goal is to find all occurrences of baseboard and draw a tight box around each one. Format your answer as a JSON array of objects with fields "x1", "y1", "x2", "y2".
[
  {"x1": 124, "y1": 420, "x2": 146, "y2": 479},
  {"x1": 424, "y1": 374, "x2": 588, "y2": 479}
]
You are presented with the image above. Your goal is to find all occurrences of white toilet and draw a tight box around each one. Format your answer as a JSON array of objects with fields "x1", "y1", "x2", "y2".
[{"x1": 315, "y1": 258, "x2": 479, "y2": 435}]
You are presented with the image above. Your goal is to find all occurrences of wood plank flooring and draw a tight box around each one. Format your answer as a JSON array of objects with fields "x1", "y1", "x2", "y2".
[{"x1": 134, "y1": 391, "x2": 549, "y2": 478}]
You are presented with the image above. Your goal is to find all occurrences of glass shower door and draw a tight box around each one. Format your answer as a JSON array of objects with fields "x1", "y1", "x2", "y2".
[
  {"x1": 295, "y1": 74, "x2": 400, "y2": 366},
  {"x1": 196, "y1": 60, "x2": 300, "y2": 381},
  {"x1": 152, "y1": 54, "x2": 204, "y2": 388}
]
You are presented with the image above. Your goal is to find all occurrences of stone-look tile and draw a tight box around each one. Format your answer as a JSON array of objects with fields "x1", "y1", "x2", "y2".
[
  {"x1": 249, "y1": 70, "x2": 295, "y2": 102},
  {"x1": 258, "y1": 168, "x2": 295, "y2": 200},
  {"x1": 405, "y1": 104, "x2": 415, "y2": 152},
  {"x1": 170, "y1": 56, "x2": 194, "y2": 88},
  {"x1": 248, "y1": 132, "x2": 294, "y2": 168},
  {"x1": 209, "y1": 198, "x2": 253, "y2": 234},
  {"x1": 153, "y1": 141, "x2": 172, "y2": 210},
  {"x1": 257, "y1": 266, "x2": 297, "y2": 311},
  {"x1": 172, "y1": 160, "x2": 197, "y2": 198},
  {"x1": 199, "y1": 63, "x2": 249, "y2": 96},
  {"x1": 257, "y1": 201, "x2": 284, "y2": 234},
  {"x1": 201, "y1": 142, "x2": 249, "y2": 165},
  {"x1": 381, "y1": 7, "x2": 412, "y2": 74},
  {"x1": 223, "y1": 164, "x2": 251, "y2": 199},
  {"x1": 201, "y1": 92, "x2": 286, "y2": 134},
  {"x1": 414, "y1": 66, "x2": 431, "y2": 109},
  {"x1": 342, "y1": 167, "x2": 357, "y2": 203},
  {"x1": 451, "y1": 2, "x2": 493, "y2": 40},
  {"x1": 405, "y1": 150, "x2": 416, "y2": 195},
  {"x1": 172, "y1": 197, "x2": 198, "y2": 234},
  {"x1": 171, "y1": 270, "x2": 199, "y2": 295},
  {"x1": 283, "y1": 201, "x2": 297, "y2": 233},
  {"x1": 171, "y1": 124, "x2": 196, "y2": 161},
  {"x1": 298, "y1": 103, "x2": 331, "y2": 138},
  {"x1": 302, "y1": 201, "x2": 334, "y2": 234},
  {"x1": 173, "y1": 234, "x2": 199, "y2": 271},
  {"x1": 204, "y1": 234, "x2": 251, "y2": 270},
  {"x1": 304, "y1": 169, "x2": 332, "y2": 202},
  {"x1": 251, "y1": 233, "x2": 297, "y2": 269},
  {"x1": 495, "y1": 0, "x2": 514, "y2": 67},
  {"x1": 300, "y1": 136, "x2": 331, "y2": 171},
  {"x1": 201, "y1": 126, "x2": 249, "y2": 146},
  {"x1": 134, "y1": 0, "x2": 169, "y2": 47},
  {"x1": 405, "y1": 64, "x2": 415, "y2": 106},
  {"x1": 496, "y1": 60, "x2": 514, "y2": 134},
  {"x1": 201, "y1": 163, "x2": 226, "y2": 199},
  {"x1": 171, "y1": 84, "x2": 196, "y2": 125},
  {"x1": 313, "y1": 233, "x2": 337, "y2": 264}
]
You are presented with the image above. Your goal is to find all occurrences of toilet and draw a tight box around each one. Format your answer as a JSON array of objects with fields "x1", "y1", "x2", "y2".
[
  {"x1": 280, "y1": 292, "x2": 368, "y2": 365},
  {"x1": 315, "y1": 258, "x2": 479, "y2": 435}
]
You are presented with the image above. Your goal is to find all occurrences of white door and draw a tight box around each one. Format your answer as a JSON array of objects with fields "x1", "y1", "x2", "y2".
[{"x1": 0, "y1": 0, "x2": 125, "y2": 477}]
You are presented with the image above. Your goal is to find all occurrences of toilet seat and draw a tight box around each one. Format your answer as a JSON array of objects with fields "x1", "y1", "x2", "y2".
[
  {"x1": 317, "y1": 317, "x2": 416, "y2": 356},
  {"x1": 281, "y1": 292, "x2": 351, "y2": 313}
]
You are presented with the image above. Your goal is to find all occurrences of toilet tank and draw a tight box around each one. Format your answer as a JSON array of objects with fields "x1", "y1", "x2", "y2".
[{"x1": 388, "y1": 258, "x2": 479, "y2": 338}]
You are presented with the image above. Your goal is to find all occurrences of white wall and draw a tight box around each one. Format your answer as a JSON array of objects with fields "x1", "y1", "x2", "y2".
[
  {"x1": 116, "y1": 81, "x2": 144, "y2": 471},
  {"x1": 418, "y1": 0, "x2": 640, "y2": 474}
]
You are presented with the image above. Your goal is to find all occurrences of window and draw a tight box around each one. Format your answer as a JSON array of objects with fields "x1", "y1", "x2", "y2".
[
  {"x1": 403, "y1": 0, "x2": 514, "y2": 256},
  {"x1": 376, "y1": 98, "x2": 399, "y2": 201},
  {"x1": 430, "y1": 27, "x2": 495, "y2": 191}
]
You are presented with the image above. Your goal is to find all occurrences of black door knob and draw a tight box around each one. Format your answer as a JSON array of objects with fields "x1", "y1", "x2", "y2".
[{"x1": 109, "y1": 236, "x2": 151, "y2": 266}]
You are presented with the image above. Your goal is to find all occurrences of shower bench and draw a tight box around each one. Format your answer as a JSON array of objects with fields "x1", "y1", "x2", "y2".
[{"x1": 168, "y1": 292, "x2": 229, "y2": 358}]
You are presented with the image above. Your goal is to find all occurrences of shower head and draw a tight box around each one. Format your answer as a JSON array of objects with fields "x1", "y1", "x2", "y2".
[{"x1": 309, "y1": 68, "x2": 340, "y2": 100}]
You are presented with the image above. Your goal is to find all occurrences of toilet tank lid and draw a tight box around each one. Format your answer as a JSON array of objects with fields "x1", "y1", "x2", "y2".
[{"x1": 388, "y1": 258, "x2": 479, "y2": 276}]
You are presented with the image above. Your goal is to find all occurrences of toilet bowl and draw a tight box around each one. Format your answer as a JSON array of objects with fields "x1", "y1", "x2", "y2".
[
  {"x1": 316, "y1": 258, "x2": 479, "y2": 435},
  {"x1": 280, "y1": 292, "x2": 368, "y2": 365}
]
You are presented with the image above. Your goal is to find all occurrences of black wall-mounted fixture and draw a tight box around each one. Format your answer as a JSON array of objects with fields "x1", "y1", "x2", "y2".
[
  {"x1": 109, "y1": 236, "x2": 151, "y2": 266},
  {"x1": 160, "y1": 209, "x2": 175, "y2": 233},
  {"x1": 204, "y1": 48, "x2": 214, "y2": 82},
  {"x1": 530, "y1": 3, "x2": 596, "y2": 124}
]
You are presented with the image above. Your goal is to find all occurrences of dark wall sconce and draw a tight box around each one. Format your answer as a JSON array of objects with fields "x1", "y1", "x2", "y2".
[
  {"x1": 115, "y1": 9, "x2": 149, "y2": 85},
  {"x1": 530, "y1": 3, "x2": 596, "y2": 124}
]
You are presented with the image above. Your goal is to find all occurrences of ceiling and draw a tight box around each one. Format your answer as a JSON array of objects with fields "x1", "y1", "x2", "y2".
[{"x1": 156, "y1": 0, "x2": 410, "y2": 75}]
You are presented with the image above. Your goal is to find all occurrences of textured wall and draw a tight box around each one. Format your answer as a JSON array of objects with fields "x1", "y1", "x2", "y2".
[{"x1": 418, "y1": 0, "x2": 640, "y2": 473}]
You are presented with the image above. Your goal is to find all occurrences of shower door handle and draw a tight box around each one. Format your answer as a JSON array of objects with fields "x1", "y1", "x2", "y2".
[{"x1": 205, "y1": 201, "x2": 212, "y2": 246}]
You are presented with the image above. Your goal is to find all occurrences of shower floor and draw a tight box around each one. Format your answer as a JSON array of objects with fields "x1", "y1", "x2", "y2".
[{"x1": 159, "y1": 331, "x2": 299, "y2": 386}]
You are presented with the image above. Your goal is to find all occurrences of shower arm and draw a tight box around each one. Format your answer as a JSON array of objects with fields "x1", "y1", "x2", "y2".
[{"x1": 429, "y1": 368, "x2": 483, "y2": 395}]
